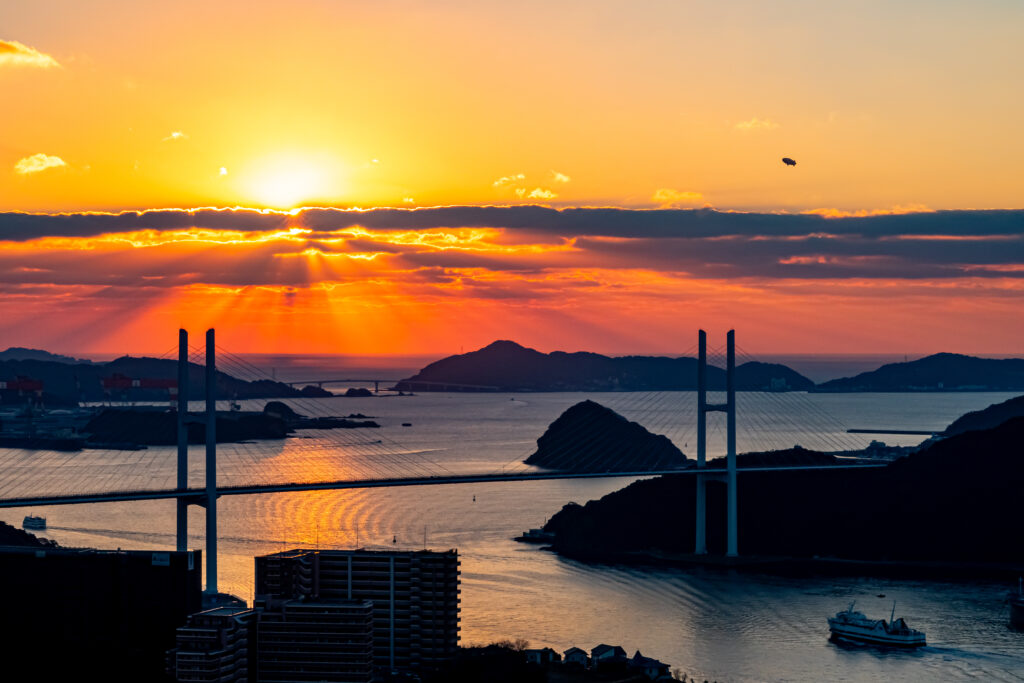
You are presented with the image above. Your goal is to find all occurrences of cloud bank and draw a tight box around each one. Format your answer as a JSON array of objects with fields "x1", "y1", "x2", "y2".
[
  {"x1": 0, "y1": 207, "x2": 1020, "y2": 284},
  {"x1": 0, "y1": 206, "x2": 1021, "y2": 354}
]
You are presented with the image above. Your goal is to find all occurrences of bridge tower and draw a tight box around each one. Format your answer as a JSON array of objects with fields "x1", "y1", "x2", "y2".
[
  {"x1": 175, "y1": 328, "x2": 220, "y2": 595},
  {"x1": 176, "y1": 329, "x2": 188, "y2": 551},
  {"x1": 694, "y1": 329, "x2": 738, "y2": 557},
  {"x1": 204, "y1": 328, "x2": 218, "y2": 594}
]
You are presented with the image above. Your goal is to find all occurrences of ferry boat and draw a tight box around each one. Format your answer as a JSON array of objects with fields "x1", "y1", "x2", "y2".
[
  {"x1": 22, "y1": 515, "x2": 47, "y2": 530},
  {"x1": 828, "y1": 602, "x2": 926, "y2": 647}
]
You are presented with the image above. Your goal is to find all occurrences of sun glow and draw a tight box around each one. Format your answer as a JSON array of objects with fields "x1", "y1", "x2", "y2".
[{"x1": 244, "y1": 155, "x2": 338, "y2": 209}]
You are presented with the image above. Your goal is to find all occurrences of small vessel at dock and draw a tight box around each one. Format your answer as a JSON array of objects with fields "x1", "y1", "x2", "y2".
[
  {"x1": 22, "y1": 515, "x2": 47, "y2": 530},
  {"x1": 515, "y1": 527, "x2": 556, "y2": 543},
  {"x1": 828, "y1": 602, "x2": 926, "y2": 647}
]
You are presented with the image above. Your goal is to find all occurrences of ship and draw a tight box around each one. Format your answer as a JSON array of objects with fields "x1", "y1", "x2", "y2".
[
  {"x1": 828, "y1": 602, "x2": 926, "y2": 647},
  {"x1": 22, "y1": 515, "x2": 47, "y2": 530},
  {"x1": 515, "y1": 527, "x2": 556, "y2": 543}
]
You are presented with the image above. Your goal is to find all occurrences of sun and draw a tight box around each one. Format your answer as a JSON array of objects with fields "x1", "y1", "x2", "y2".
[{"x1": 244, "y1": 155, "x2": 337, "y2": 209}]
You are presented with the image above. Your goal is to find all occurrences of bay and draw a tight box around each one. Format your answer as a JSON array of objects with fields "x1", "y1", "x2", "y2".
[{"x1": 2, "y1": 390, "x2": 1022, "y2": 681}]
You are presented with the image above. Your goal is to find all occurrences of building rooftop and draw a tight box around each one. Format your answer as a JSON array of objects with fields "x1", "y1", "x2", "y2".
[{"x1": 199, "y1": 605, "x2": 252, "y2": 617}]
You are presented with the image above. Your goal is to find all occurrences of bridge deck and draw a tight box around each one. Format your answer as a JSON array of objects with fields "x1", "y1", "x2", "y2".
[{"x1": 0, "y1": 464, "x2": 886, "y2": 508}]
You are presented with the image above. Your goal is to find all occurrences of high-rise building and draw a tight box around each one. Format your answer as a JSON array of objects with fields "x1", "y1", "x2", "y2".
[
  {"x1": 167, "y1": 605, "x2": 256, "y2": 682},
  {"x1": 255, "y1": 549, "x2": 460, "y2": 675},
  {"x1": 256, "y1": 598, "x2": 374, "y2": 683},
  {"x1": 0, "y1": 545, "x2": 202, "y2": 680}
]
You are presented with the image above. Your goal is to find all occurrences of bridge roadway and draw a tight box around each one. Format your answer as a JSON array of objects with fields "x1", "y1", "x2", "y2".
[
  {"x1": 280, "y1": 378, "x2": 499, "y2": 389},
  {"x1": 0, "y1": 463, "x2": 885, "y2": 509}
]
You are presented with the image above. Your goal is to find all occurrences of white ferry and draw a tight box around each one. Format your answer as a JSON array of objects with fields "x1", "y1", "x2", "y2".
[
  {"x1": 22, "y1": 515, "x2": 47, "y2": 530},
  {"x1": 828, "y1": 602, "x2": 926, "y2": 647}
]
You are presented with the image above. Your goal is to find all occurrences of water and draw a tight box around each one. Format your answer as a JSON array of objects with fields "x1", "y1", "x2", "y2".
[{"x1": 2, "y1": 391, "x2": 1022, "y2": 681}]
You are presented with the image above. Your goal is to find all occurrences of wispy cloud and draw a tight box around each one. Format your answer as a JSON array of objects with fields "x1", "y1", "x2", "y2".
[
  {"x1": 735, "y1": 117, "x2": 780, "y2": 131},
  {"x1": 493, "y1": 173, "x2": 525, "y2": 188},
  {"x1": 0, "y1": 39, "x2": 59, "y2": 68},
  {"x1": 14, "y1": 153, "x2": 67, "y2": 175},
  {"x1": 652, "y1": 188, "x2": 703, "y2": 207},
  {"x1": 551, "y1": 170, "x2": 571, "y2": 183},
  {"x1": 162, "y1": 131, "x2": 189, "y2": 142},
  {"x1": 527, "y1": 188, "x2": 557, "y2": 200}
]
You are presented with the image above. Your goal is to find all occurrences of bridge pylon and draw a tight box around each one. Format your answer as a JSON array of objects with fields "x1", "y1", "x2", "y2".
[
  {"x1": 176, "y1": 329, "x2": 188, "y2": 551},
  {"x1": 174, "y1": 328, "x2": 220, "y2": 595},
  {"x1": 204, "y1": 328, "x2": 218, "y2": 595},
  {"x1": 694, "y1": 329, "x2": 738, "y2": 557}
]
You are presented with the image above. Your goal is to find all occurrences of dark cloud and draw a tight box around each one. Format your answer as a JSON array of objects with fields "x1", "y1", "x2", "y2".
[
  {"x1": 0, "y1": 208, "x2": 290, "y2": 241},
  {"x1": 2, "y1": 206, "x2": 1023, "y2": 242},
  {"x1": 0, "y1": 207, "x2": 1022, "y2": 287},
  {"x1": 574, "y1": 234, "x2": 1024, "y2": 279}
]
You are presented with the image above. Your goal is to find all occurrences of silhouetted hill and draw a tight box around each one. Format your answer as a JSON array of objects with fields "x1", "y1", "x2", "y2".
[
  {"x1": 0, "y1": 521, "x2": 57, "y2": 548},
  {"x1": 0, "y1": 356, "x2": 322, "y2": 405},
  {"x1": 396, "y1": 341, "x2": 814, "y2": 392},
  {"x1": 0, "y1": 347, "x2": 92, "y2": 364},
  {"x1": 706, "y1": 445, "x2": 838, "y2": 469},
  {"x1": 543, "y1": 418, "x2": 1024, "y2": 563},
  {"x1": 524, "y1": 400, "x2": 689, "y2": 472},
  {"x1": 943, "y1": 394, "x2": 1024, "y2": 436},
  {"x1": 815, "y1": 353, "x2": 1024, "y2": 392}
]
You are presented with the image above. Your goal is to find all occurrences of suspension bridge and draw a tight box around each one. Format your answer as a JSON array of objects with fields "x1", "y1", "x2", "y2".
[
  {"x1": 0, "y1": 329, "x2": 889, "y2": 596},
  {"x1": 278, "y1": 378, "x2": 501, "y2": 392}
]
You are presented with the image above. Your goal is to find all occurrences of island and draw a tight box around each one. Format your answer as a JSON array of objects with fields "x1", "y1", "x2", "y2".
[
  {"x1": 0, "y1": 354, "x2": 331, "y2": 407},
  {"x1": 525, "y1": 400, "x2": 689, "y2": 472},
  {"x1": 539, "y1": 415, "x2": 1024, "y2": 567},
  {"x1": 82, "y1": 402, "x2": 381, "y2": 447},
  {"x1": 396, "y1": 340, "x2": 814, "y2": 392},
  {"x1": 815, "y1": 353, "x2": 1024, "y2": 392}
]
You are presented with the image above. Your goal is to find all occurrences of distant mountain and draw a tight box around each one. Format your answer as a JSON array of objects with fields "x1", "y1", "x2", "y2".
[
  {"x1": 0, "y1": 355, "x2": 328, "y2": 405},
  {"x1": 395, "y1": 340, "x2": 815, "y2": 392},
  {"x1": 0, "y1": 347, "x2": 93, "y2": 364},
  {"x1": 815, "y1": 353, "x2": 1024, "y2": 392}
]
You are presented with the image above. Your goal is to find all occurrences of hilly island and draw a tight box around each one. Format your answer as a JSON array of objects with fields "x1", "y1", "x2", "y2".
[
  {"x1": 6, "y1": 344, "x2": 1024, "y2": 404},
  {"x1": 395, "y1": 342, "x2": 1024, "y2": 393},
  {"x1": 537, "y1": 411, "x2": 1024, "y2": 570}
]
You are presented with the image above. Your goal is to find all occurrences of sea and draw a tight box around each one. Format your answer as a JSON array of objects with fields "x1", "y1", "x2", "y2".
[{"x1": 1, "y1": 357, "x2": 1022, "y2": 681}]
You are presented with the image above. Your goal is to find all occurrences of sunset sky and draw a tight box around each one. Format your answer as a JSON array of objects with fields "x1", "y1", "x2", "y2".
[{"x1": 2, "y1": 1, "x2": 1023, "y2": 357}]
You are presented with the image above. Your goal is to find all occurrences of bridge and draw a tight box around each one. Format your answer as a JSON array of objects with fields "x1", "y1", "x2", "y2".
[
  {"x1": 0, "y1": 328, "x2": 894, "y2": 597},
  {"x1": 0, "y1": 463, "x2": 883, "y2": 509},
  {"x1": 280, "y1": 378, "x2": 501, "y2": 392}
]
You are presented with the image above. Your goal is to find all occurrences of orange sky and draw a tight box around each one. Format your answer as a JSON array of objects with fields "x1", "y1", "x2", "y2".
[{"x1": 2, "y1": 2, "x2": 1023, "y2": 356}]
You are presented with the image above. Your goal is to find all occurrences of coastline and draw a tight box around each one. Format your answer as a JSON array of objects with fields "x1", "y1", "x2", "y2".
[{"x1": 542, "y1": 545, "x2": 1024, "y2": 581}]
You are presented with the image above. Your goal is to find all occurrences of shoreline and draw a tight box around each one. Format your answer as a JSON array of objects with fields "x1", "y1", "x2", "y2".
[{"x1": 543, "y1": 546, "x2": 1024, "y2": 581}]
